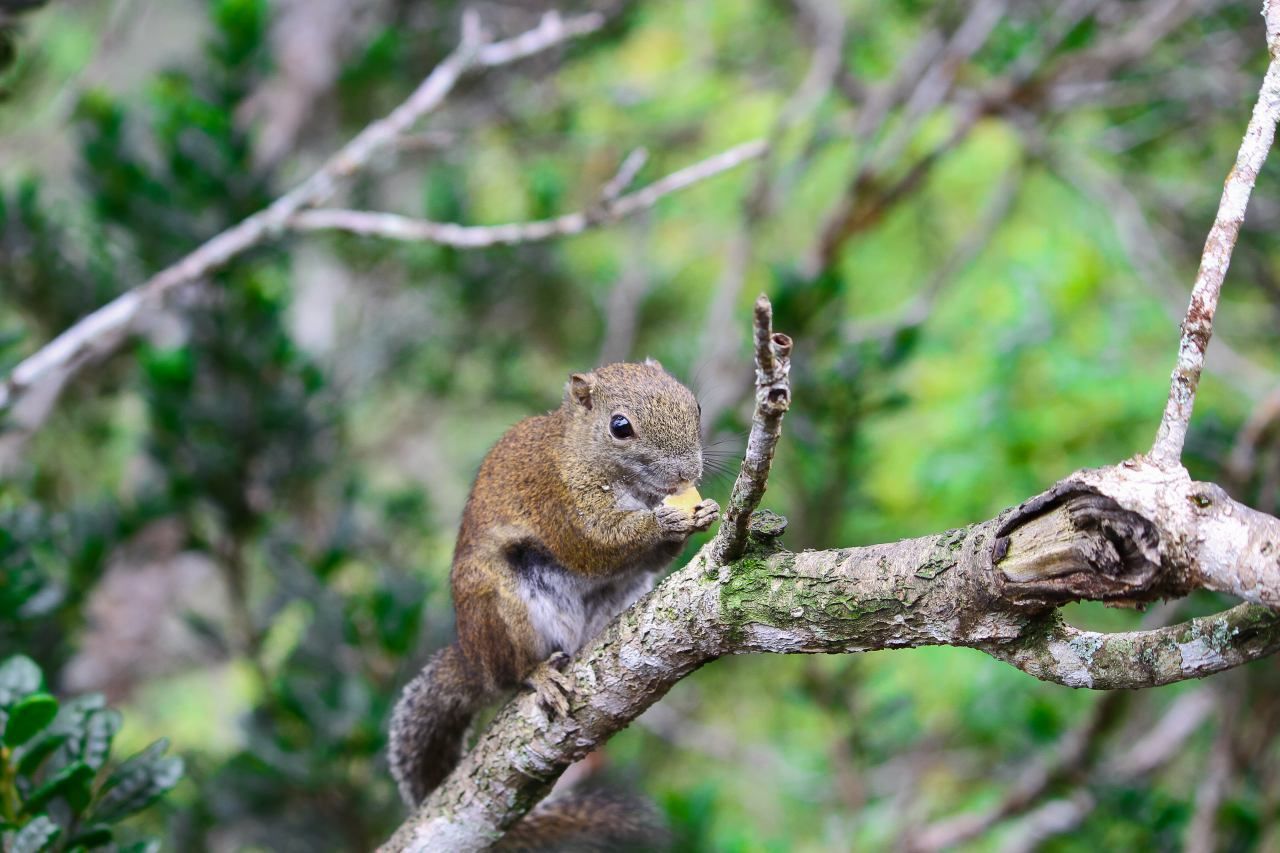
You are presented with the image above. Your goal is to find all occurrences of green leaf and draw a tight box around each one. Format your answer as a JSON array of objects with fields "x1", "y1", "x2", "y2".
[
  {"x1": 117, "y1": 841, "x2": 160, "y2": 853},
  {"x1": 80, "y1": 708, "x2": 121, "y2": 770},
  {"x1": 21, "y1": 761, "x2": 93, "y2": 815},
  {"x1": 45, "y1": 697, "x2": 109, "y2": 775},
  {"x1": 4, "y1": 694, "x2": 58, "y2": 747},
  {"x1": 9, "y1": 815, "x2": 60, "y2": 853},
  {"x1": 93, "y1": 739, "x2": 183, "y2": 823},
  {"x1": 0, "y1": 656, "x2": 41, "y2": 707},
  {"x1": 14, "y1": 732, "x2": 68, "y2": 778},
  {"x1": 66, "y1": 824, "x2": 113, "y2": 848}
]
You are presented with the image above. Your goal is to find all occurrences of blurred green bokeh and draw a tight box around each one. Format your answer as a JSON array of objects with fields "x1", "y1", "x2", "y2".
[{"x1": 2, "y1": 0, "x2": 1279, "y2": 850}]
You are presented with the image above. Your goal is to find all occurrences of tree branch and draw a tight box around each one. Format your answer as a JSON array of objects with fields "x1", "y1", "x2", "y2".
[
  {"x1": 0, "y1": 10, "x2": 605, "y2": 418},
  {"x1": 707, "y1": 296, "x2": 792, "y2": 566},
  {"x1": 286, "y1": 141, "x2": 766, "y2": 247},
  {"x1": 383, "y1": 453, "x2": 1280, "y2": 850},
  {"x1": 984, "y1": 603, "x2": 1280, "y2": 689},
  {"x1": 1151, "y1": 2, "x2": 1280, "y2": 465}
]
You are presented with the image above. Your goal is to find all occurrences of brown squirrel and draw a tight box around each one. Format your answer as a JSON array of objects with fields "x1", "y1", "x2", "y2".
[{"x1": 389, "y1": 360, "x2": 718, "y2": 847}]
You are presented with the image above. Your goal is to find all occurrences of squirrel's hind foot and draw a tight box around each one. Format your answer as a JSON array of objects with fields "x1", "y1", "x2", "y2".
[{"x1": 526, "y1": 652, "x2": 575, "y2": 718}]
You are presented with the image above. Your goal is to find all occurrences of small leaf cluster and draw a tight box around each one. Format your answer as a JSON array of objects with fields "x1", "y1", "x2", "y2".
[{"x1": 0, "y1": 656, "x2": 181, "y2": 853}]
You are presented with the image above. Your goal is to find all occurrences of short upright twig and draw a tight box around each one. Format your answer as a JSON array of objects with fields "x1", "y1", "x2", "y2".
[{"x1": 708, "y1": 295, "x2": 793, "y2": 565}]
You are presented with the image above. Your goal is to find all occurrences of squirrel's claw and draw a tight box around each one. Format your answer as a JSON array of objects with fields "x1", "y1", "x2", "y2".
[
  {"x1": 691, "y1": 498, "x2": 720, "y2": 532},
  {"x1": 657, "y1": 498, "x2": 721, "y2": 535},
  {"x1": 526, "y1": 654, "x2": 575, "y2": 719},
  {"x1": 656, "y1": 504, "x2": 694, "y2": 535}
]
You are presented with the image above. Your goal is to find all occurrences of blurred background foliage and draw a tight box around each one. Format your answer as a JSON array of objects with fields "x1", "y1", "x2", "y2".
[{"x1": 1, "y1": 0, "x2": 1279, "y2": 850}]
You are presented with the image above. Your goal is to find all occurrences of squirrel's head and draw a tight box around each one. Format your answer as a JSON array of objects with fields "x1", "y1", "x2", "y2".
[{"x1": 561, "y1": 360, "x2": 703, "y2": 506}]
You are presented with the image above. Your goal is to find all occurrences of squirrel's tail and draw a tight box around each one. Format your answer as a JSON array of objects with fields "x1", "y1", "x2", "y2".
[
  {"x1": 388, "y1": 642, "x2": 486, "y2": 805},
  {"x1": 494, "y1": 788, "x2": 671, "y2": 852}
]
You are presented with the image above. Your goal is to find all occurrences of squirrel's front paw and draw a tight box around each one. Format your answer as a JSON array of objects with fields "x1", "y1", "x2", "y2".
[
  {"x1": 690, "y1": 498, "x2": 720, "y2": 532},
  {"x1": 656, "y1": 504, "x2": 697, "y2": 536},
  {"x1": 525, "y1": 652, "x2": 575, "y2": 719},
  {"x1": 656, "y1": 499, "x2": 720, "y2": 535}
]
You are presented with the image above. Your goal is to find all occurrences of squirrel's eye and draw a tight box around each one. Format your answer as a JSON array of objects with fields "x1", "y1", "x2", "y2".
[{"x1": 609, "y1": 414, "x2": 634, "y2": 439}]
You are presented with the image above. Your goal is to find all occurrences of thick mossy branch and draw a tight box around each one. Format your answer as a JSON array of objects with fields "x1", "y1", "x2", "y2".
[{"x1": 383, "y1": 458, "x2": 1280, "y2": 851}]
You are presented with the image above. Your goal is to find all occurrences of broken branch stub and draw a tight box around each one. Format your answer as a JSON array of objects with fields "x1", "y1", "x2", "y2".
[
  {"x1": 992, "y1": 480, "x2": 1170, "y2": 609},
  {"x1": 991, "y1": 459, "x2": 1280, "y2": 613}
]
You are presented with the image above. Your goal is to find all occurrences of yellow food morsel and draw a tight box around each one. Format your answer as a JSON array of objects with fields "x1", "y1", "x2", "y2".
[{"x1": 662, "y1": 486, "x2": 702, "y2": 512}]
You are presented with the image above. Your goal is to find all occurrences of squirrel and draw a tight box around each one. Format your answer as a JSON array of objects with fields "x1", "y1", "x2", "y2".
[{"x1": 389, "y1": 360, "x2": 718, "y2": 848}]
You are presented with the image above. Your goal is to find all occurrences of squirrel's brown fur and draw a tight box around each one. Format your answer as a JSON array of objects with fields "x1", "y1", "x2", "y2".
[{"x1": 389, "y1": 361, "x2": 717, "y2": 846}]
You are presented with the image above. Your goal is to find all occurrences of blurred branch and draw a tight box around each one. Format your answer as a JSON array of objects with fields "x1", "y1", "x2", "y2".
[
  {"x1": 596, "y1": 218, "x2": 651, "y2": 365},
  {"x1": 998, "y1": 792, "x2": 1096, "y2": 853},
  {"x1": 998, "y1": 687, "x2": 1216, "y2": 853},
  {"x1": 906, "y1": 691, "x2": 1128, "y2": 852},
  {"x1": 844, "y1": 155, "x2": 1023, "y2": 343},
  {"x1": 1227, "y1": 382, "x2": 1280, "y2": 487},
  {"x1": 1151, "y1": 3, "x2": 1280, "y2": 465},
  {"x1": 1047, "y1": 144, "x2": 1277, "y2": 398},
  {"x1": 286, "y1": 140, "x2": 766, "y2": 246},
  {"x1": 910, "y1": 655, "x2": 1219, "y2": 851},
  {"x1": 0, "y1": 9, "x2": 606, "y2": 418},
  {"x1": 807, "y1": 0, "x2": 1007, "y2": 275},
  {"x1": 696, "y1": 0, "x2": 847, "y2": 433},
  {"x1": 807, "y1": 0, "x2": 1204, "y2": 279},
  {"x1": 1184, "y1": 688, "x2": 1240, "y2": 853}
]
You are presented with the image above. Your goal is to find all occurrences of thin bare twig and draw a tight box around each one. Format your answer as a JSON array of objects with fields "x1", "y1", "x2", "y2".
[
  {"x1": 1151, "y1": 3, "x2": 1280, "y2": 466},
  {"x1": 845, "y1": 157, "x2": 1023, "y2": 343},
  {"x1": 707, "y1": 295, "x2": 792, "y2": 566},
  {"x1": 1184, "y1": 699, "x2": 1237, "y2": 853},
  {"x1": 0, "y1": 10, "x2": 605, "y2": 416},
  {"x1": 286, "y1": 141, "x2": 766, "y2": 247}
]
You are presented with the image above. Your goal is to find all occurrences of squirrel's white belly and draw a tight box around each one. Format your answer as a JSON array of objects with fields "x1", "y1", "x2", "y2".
[{"x1": 518, "y1": 563, "x2": 657, "y2": 660}]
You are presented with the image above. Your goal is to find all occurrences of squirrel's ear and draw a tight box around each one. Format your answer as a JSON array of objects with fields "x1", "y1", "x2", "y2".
[
  {"x1": 568, "y1": 373, "x2": 594, "y2": 409},
  {"x1": 644, "y1": 356, "x2": 664, "y2": 371}
]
